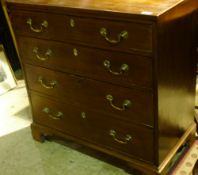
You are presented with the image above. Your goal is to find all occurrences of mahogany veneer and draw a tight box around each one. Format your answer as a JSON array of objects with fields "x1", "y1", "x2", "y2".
[{"x1": 6, "y1": 0, "x2": 198, "y2": 174}]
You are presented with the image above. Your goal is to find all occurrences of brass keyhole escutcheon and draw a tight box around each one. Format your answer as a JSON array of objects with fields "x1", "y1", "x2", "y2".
[
  {"x1": 81, "y1": 112, "x2": 86, "y2": 119},
  {"x1": 73, "y1": 48, "x2": 78, "y2": 56},
  {"x1": 70, "y1": 19, "x2": 75, "y2": 28}
]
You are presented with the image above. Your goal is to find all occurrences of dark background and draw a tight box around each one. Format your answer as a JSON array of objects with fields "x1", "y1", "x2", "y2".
[{"x1": 0, "y1": 4, "x2": 20, "y2": 71}]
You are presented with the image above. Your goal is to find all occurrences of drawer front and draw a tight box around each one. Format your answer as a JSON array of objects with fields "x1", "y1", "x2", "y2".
[
  {"x1": 19, "y1": 37, "x2": 152, "y2": 89},
  {"x1": 30, "y1": 92, "x2": 154, "y2": 162},
  {"x1": 12, "y1": 10, "x2": 153, "y2": 54},
  {"x1": 25, "y1": 64, "x2": 154, "y2": 126}
]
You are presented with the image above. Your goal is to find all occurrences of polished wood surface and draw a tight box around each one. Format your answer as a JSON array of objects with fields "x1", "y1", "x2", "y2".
[
  {"x1": 30, "y1": 122, "x2": 196, "y2": 175},
  {"x1": 7, "y1": 0, "x2": 198, "y2": 174},
  {"x1": 25, "y1": 64, "x2": 154, "y2": 127},
  {"x1": 5, "y1": 0, "x2": 189, "y2": 16},
  {"x1": 156, "y1": 4, "x2": 197, "y2": 164},
  {"x1": 18, "y1": 37, "x2": 153, "y2": 89},
  {"x1": 30, "y1": 92, "x2": 154, "y2": 162},
  {"x1": 11, "y1": 10, "x2": 153, "y2": 55}
]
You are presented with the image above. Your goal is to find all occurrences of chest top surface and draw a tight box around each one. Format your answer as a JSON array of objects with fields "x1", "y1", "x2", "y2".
[{"x1": 5, "y1": 0, "x2": 187, "y2": 16}]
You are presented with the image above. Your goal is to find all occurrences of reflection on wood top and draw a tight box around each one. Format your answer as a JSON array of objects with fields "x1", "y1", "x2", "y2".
[{"x1": 6, "y1": 0, "x2": 185, "y2": 16}]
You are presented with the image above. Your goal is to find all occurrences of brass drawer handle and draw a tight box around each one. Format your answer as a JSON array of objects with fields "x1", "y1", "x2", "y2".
[
  {"x1": 109, "y1": 129, "x2": 132, "y2": 144},
  {"x1": 42, "y1": 107, "x2": 63, "y2": 120},
  {"x1": 38, "y1": 76, "x2": 57, "y2": 89},
  {"x1": 33, "y1": 47, "x2": 52, "y2": 61},
  {"x1": 27, "y1": 18, "x2": 48, "y2": 33},
  {"x1": 106, "y1": 94, "x2": 131, "y2": 111},
  {"x1": 103, "y1": 60, "x2": 129, "y2": 75},
  {"x1": 100, "y1": 28, "x2": 128, "y2": 44}
]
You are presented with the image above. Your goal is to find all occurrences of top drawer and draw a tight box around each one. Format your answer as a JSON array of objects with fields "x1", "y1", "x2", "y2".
[{"x1": 10, "y1": 10, "x2": 153, "y2": 55}]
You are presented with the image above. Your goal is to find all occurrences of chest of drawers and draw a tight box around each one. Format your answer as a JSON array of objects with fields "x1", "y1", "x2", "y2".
[{"x1": 6, "y1": 0, "x2": 198, "y2": 174}]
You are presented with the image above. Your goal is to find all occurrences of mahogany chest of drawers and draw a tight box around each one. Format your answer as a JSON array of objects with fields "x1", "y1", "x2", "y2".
[{"x1": 6, "y1": 0, "x2": 198, "y2": 174}]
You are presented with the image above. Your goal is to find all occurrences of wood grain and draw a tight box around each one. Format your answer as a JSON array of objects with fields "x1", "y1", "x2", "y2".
[
  {"x1": 25, "y1": 64, "x2": 154, "y2": 127},
  {"x1": 7, "y1": 0, "x2": 198, "y2": 174},
  {"x1": 18, "y1": 37, "x2": 153, "y2": 89},
  {"x1": 30, "y1": 92, "x2": 154, "y2": 162},
  {"x1": 6, "y1": 0, "x2": 186, "y2": 16},
  {"x1": 11, "y1": 10, "x2": 153, "y2": 55}
]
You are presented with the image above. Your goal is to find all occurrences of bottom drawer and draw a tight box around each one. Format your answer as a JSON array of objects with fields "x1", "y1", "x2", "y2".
[{"x1": 30, "y1": 92, "x2": 154, "y2": 162}]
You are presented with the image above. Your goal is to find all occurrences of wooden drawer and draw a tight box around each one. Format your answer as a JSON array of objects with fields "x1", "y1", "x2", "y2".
[
  {"x1": 18, "y1": 37, "x2": 152, "y2": 89},
  {"x1": 12, "y1": 10, "x2": 153, "y2": 54},
  {"x1": 25, "y1": 64, "x2": 154, "y2": 126},
  {"x1": 30, "y1": 92, "x2": 154, "y2": 162}
]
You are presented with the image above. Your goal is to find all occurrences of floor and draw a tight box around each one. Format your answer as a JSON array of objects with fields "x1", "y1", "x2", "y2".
[
  {"x1": 0, "y1": 79, "x2": 130, "y2": 175},
  {"x1": 0, "y1": 80, "x2": 31, "y2": 137}
]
